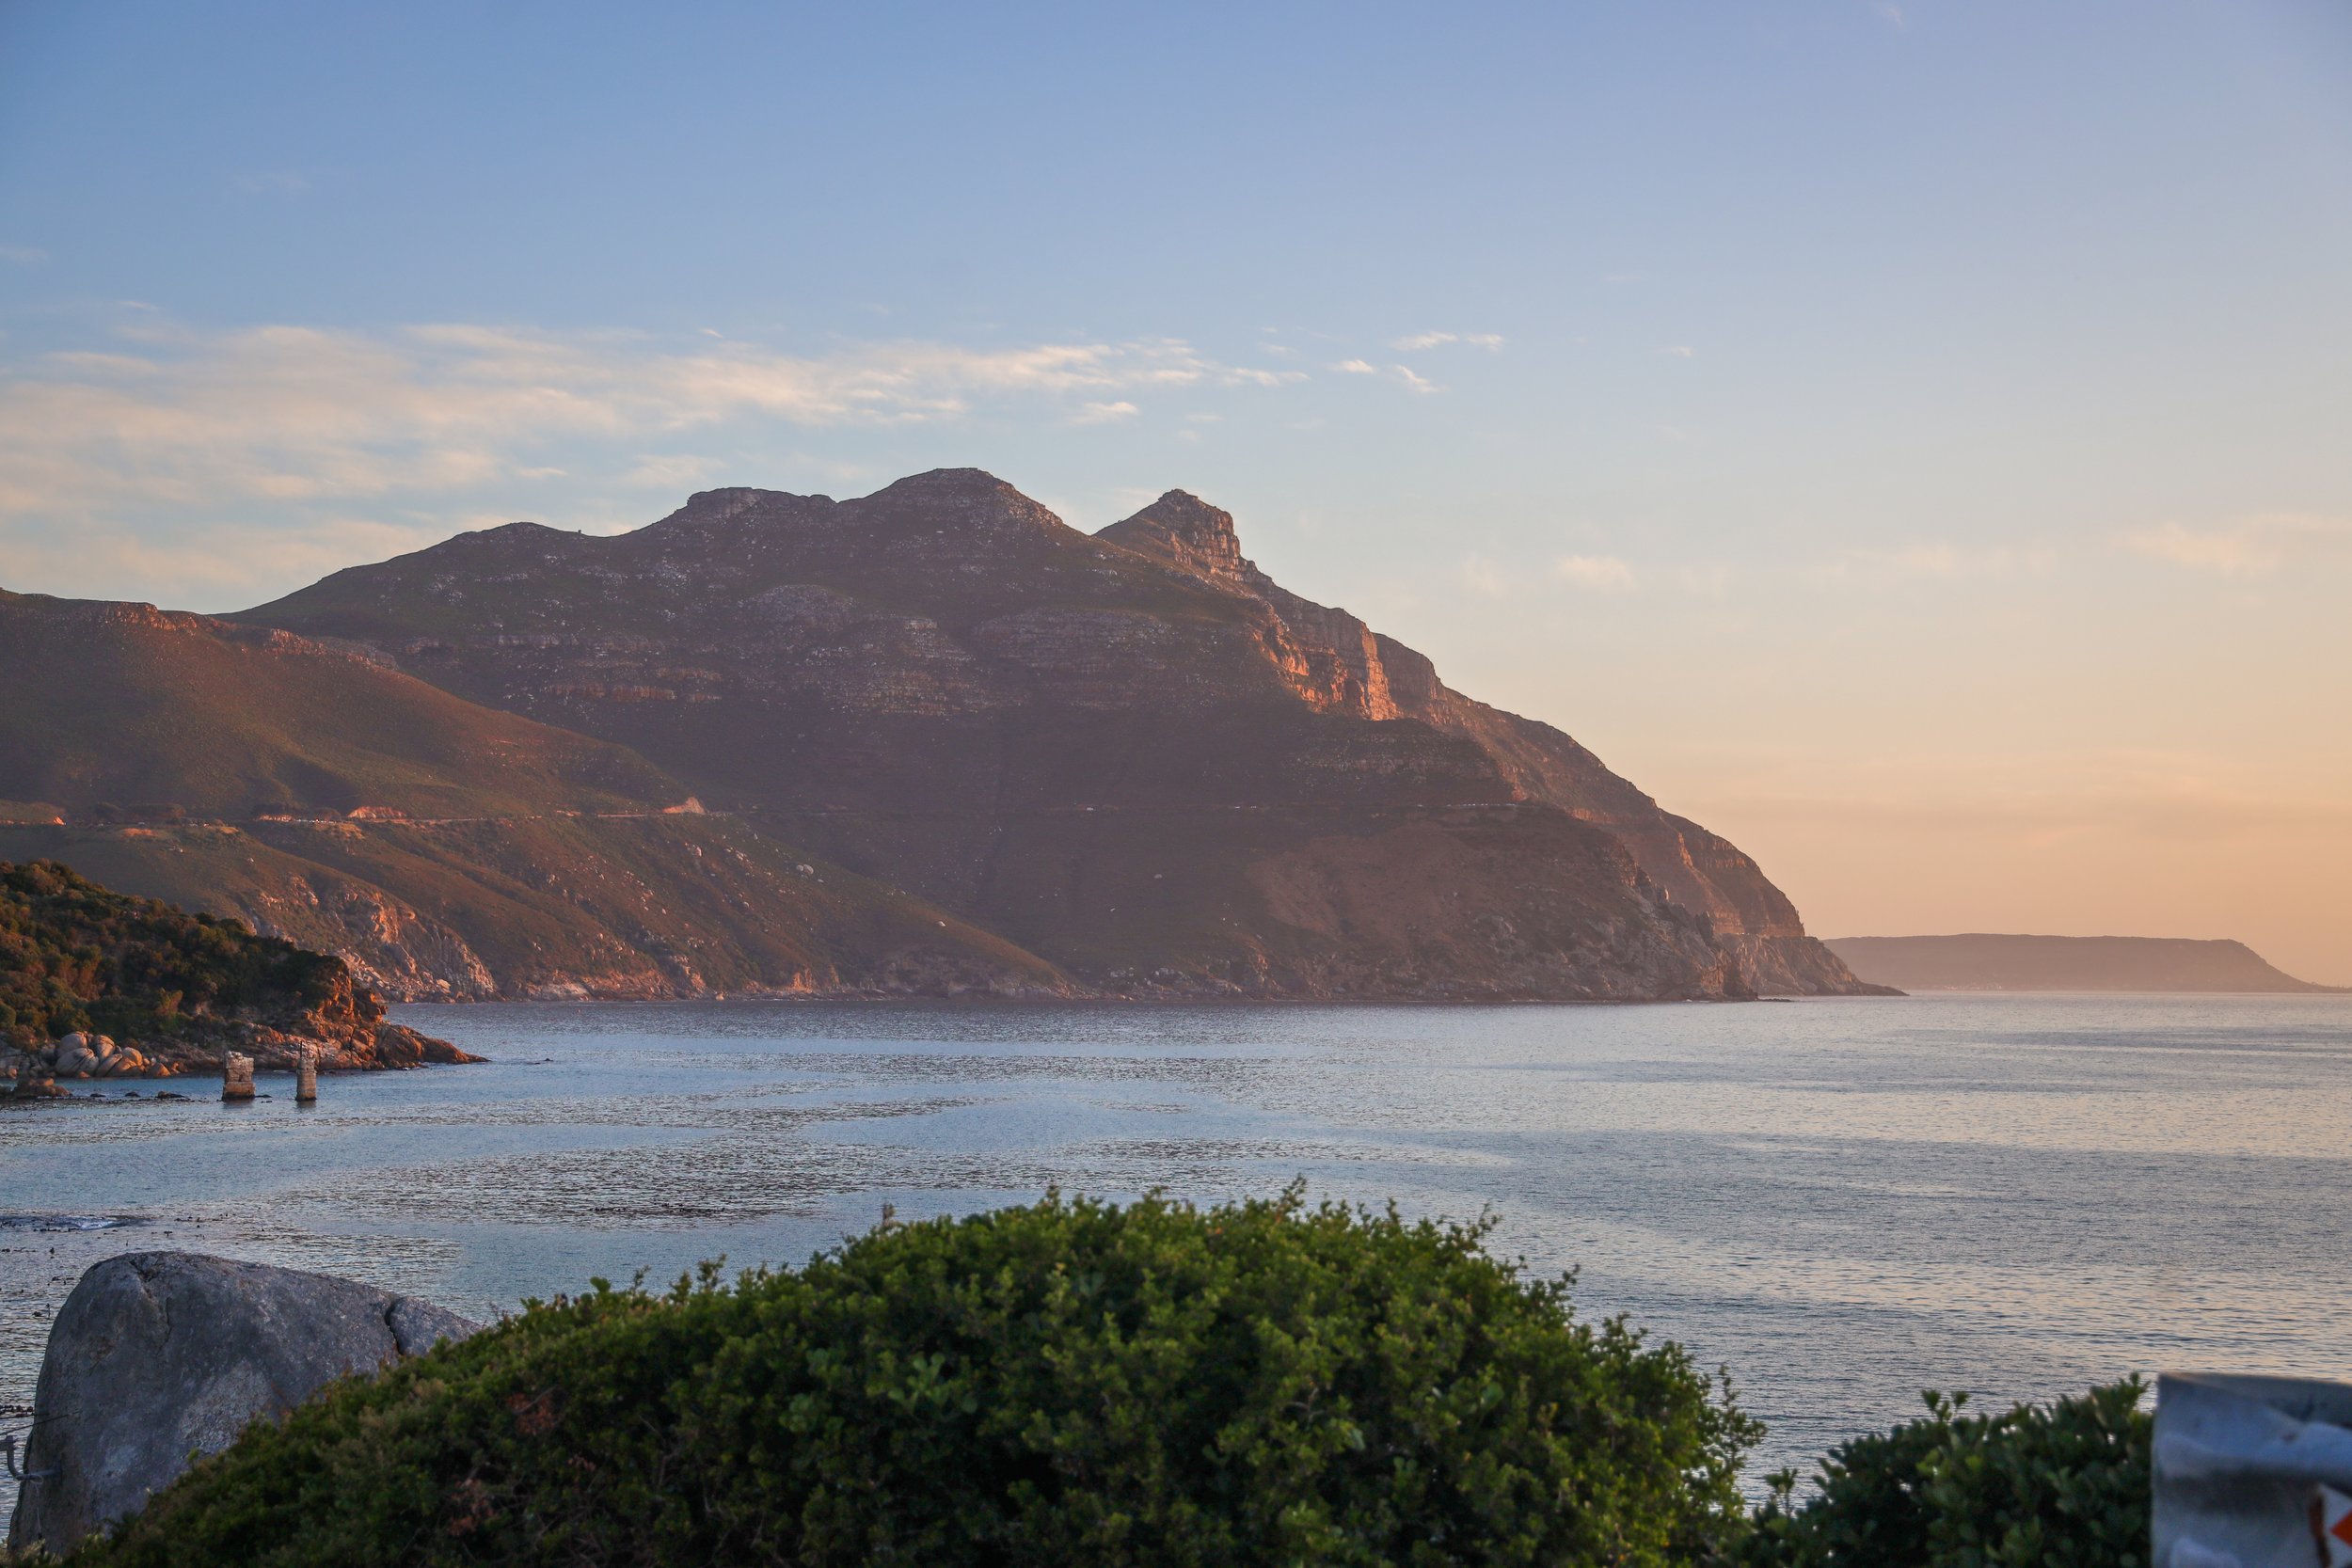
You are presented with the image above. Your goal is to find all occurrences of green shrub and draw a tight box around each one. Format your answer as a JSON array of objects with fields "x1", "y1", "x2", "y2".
[
  {"x1": 0, "y1": 858, "x2": 350, "y2": 1045},
  {"x1": 1740, "y1": 1379, "x2": 2150, "y2": 1568},
  {"x1": 78, "y1": 1191, "x2": 1758, "y2": 1568}
]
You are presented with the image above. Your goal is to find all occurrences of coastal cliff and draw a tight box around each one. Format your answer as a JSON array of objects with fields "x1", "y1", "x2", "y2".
[{"x1": 238, "y1": 468, "x2": 1883, "y2": 999}]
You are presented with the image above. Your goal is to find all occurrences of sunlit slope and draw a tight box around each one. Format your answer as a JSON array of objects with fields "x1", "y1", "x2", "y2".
[
  {"x1": 0, "y1": 590, "x2": 676, "y2": 819},
  {"x1": 0, "y1": 588, "x2": 1069, "y2": 999},
  {"x1": 0, "y1": 818, "x2": 1070, "y2": 1001}
]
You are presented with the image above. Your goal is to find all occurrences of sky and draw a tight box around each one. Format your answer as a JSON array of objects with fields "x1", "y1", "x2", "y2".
[{"x1": 3, "y1": 0, "x2": 2349, "y2": 981}]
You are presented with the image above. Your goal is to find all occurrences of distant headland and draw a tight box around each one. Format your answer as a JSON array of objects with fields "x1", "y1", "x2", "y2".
[{"x1": 1825, "y1": 933, "x2": 2344, "y2": 993}]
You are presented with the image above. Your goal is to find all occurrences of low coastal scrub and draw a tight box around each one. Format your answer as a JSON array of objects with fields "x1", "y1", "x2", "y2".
[
  {"x1": 1, "y1": 859, "x2": 342, "y2": 1048},
  {"x1": 80, "y1": 1192, "x2": 1758, "y2": 1566},
  {"x1": 66, "y1": 1192, "x2": 2152, "y2": 1566},
  {"x1": 1741, "y1": 1381, "x2": 2151, "y2": 1567},
  {"x1": 0, "y1": 858, "x2": 467, "y2": 1079}
]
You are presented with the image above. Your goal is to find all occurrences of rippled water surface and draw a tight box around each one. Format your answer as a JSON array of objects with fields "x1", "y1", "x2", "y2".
[{"x1": 8, "y1": 991, "x2": 2352, "y2": 1505}]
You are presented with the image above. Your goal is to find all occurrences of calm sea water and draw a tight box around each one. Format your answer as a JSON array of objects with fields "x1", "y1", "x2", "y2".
[{"x1": 8, "y1": 991, "x2": 2352, "y2": 1512}]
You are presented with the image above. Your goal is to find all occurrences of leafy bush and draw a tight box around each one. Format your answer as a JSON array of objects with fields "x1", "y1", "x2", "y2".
[
  {"x1": 0, "y1": 858, "x2": 351, "y2": 1047},
  {"x1": 1740, "y1": 1380, "x2": 2150, "y2": 1568},
  {"x1": 79, "y1": 1191, "x2": 1759, "y2": 1568}
]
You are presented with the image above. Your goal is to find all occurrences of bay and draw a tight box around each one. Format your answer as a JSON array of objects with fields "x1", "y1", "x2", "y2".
[{"x1": 7, "y1": 990, "x2": 2352, "y2": 1515}]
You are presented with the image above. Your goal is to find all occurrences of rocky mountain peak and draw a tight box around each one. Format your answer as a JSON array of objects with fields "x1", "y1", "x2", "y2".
[
  {"x1": 1097, "y1": 490, "x2": 1248, "y2": 587},
  {"x1": 874, "y1": 467, "x2": 1018, "y2": 499}
]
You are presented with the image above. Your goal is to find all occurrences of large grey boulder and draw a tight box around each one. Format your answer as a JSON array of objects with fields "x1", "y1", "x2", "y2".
[{"x1": 7, "y1": 1251, "x2": 484, "y2": 1554}]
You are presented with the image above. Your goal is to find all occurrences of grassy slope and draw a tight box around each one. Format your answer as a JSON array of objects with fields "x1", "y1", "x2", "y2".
[
  {"x1": 0, "y1": 586, "x2": 1070, "y2": 998},
  {"x1": 0, "y1": 590, "x2": 679, "y2": 819},
  {"x1": 0, "y1": 818, "x2": 1069, "y2": 1000}
]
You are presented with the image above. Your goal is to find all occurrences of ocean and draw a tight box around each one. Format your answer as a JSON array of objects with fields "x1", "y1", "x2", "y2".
[{"x1": 7, "y1": 991, "x2": 2351, "y2": 1515}]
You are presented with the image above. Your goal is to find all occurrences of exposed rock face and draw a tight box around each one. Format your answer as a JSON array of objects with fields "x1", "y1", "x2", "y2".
[
  {"x1": 7, "y1": 1252, "x2": 481, "y2": 1554},
  {"x1": 1100, "y1": 492, "x2": 1880, "y2": 995},
  {"x1": 242, "y1": 468, "x2": 1883, "y2": 999}
]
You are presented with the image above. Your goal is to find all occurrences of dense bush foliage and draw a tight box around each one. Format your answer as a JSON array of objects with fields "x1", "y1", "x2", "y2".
[
  {"x1": 1740, "y1": 1380, "x2": 2150, "y2": 1568},
  {"x1": 80, "y1": 1191, "x2": 1759, "y2": 1568},
  {"x1": 0, "y1": 858, "x2": 348, "y2": 1047}
]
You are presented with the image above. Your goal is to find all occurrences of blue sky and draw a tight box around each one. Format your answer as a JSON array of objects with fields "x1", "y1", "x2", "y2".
[{"x1": 3, "y1": 1, "x2": 2349, "y2": 976}]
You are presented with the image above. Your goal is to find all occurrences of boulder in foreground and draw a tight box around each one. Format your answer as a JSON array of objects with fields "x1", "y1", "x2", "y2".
[{"x1": 7, "y1": 1251, "x2": 482, "y2": 1554}]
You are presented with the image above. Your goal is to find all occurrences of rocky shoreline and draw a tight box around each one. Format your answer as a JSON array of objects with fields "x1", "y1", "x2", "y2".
[{"x1": 4, "y1": 1021, "x2": 479, "y2": 1099}]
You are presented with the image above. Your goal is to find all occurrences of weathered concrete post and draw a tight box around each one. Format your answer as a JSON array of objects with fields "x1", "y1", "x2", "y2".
[
  {"x1": 220, "y1": 1051, "x2": 255, "y2": 1102},
  {"x1": 294, "y1": 1044, "x2": 319, "y2": 1104}
]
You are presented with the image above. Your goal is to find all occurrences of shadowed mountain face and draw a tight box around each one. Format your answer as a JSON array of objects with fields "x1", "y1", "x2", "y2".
[{"x1": 242, "y1": 468, "x2": 1881, "y2": 998}]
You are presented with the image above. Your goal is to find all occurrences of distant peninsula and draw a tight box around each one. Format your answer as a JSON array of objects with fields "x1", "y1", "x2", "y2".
[{"x1": 1825, "y1": 933, "x2": 2344, "y2": 993}]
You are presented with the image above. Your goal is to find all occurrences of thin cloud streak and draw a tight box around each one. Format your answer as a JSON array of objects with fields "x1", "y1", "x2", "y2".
[
  {"x1": 0, "y1": 321, "x2": 1299, "y2": 519},
  {"x1": 1391, "y1": 331, "x2": 1504, "y2": 351},
  {"x1": 1555, "y1": 553, "x2": 1634, "y2": 590},
  {"x1": 2127, "y1": 514, "x2": 2351, "y2": 576}
]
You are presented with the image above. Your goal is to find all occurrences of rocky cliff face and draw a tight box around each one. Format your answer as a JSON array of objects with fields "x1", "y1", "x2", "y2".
[
  {"x1": 1097, "y1": 492, "x2": 1868, "y2": 992},
  {"x1": 243, "y1": 468, "x2": 1881, "y2": 999}
]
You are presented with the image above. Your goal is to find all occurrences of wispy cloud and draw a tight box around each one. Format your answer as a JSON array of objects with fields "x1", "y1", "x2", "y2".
[
  {"x1": 1661, "y1": 345, "x2": 1696, "y2": 359},
  {"x1": 1391, "y1": 365, "x2": 1440, "y2": 394},
  {"x1": 2126, "y1": 514, "x2": 2350, "y2": 576},
  {"x1": 0, "y1": 319, "x2": 1289, "y2": 520},
  {"x1": 1071, "y1": 400, "x2": 1139, "y2": 424},
  {"x1": 1391, "y1": 331, "x2": 1504, "y2": 351},
  {"x1": 1220, "y1": 366, "x2": 1307, "y2": 388},
  {"x1": 0, "y1": 514, "x2": 448, "y2": 601},
  {"x1": 1555, "y1": 553, "x2": 1635, "y2": 591},
  {"x1": 618, "y1": 453, "x2": 716, "y2": 488},
  {"x1": 1458, "y1": 554, "x2": 1508, "y2": 597},
  {"x1": 0, "y1": 245, "x2": 46, "y2": 266},
  {"x1": 1806, "y1": 541, "x2": 2056, "y2": 583},
  {"x1": 1332, "y1": 358, "x2": 1378, "y2": 375}
]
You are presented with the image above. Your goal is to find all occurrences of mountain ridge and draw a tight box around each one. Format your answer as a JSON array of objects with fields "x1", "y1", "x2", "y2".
[{"x1": 237, "y1": 467, "x2": 1885, "y2": 1000}]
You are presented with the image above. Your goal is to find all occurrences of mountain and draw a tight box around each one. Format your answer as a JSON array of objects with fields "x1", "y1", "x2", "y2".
[
  {"x1": 0, "y1": 590, "x2": 1073, "y2": 1001},
  {"x1": 1826, "y1": 934, "x2": 2344, "y2": 993},
  {"x1": 241, "y1": 467, "x2": 1883, "y2": 999}
]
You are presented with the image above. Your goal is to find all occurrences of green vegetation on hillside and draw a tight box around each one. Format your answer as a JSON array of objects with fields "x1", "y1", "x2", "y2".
[
  {"x1": 0, "y1": 859, "x2": 342, "y2": 1047},
  {"x1": 78, "y1": 1192, "x2": 1760, "y2": 1568}
]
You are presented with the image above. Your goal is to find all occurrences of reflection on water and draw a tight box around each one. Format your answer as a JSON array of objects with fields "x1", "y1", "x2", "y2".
[{"x1": 6, "y1": 991, "x2": 2351, "y2": 1504}]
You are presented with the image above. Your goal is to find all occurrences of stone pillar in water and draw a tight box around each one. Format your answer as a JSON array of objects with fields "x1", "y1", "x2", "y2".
[
  {"x1": 294, "y1": 1044, "x2": 319, "y2": 1104},
  {"x1": 221, "y1": 1051, "x2": 256, "y2": 1102}
]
